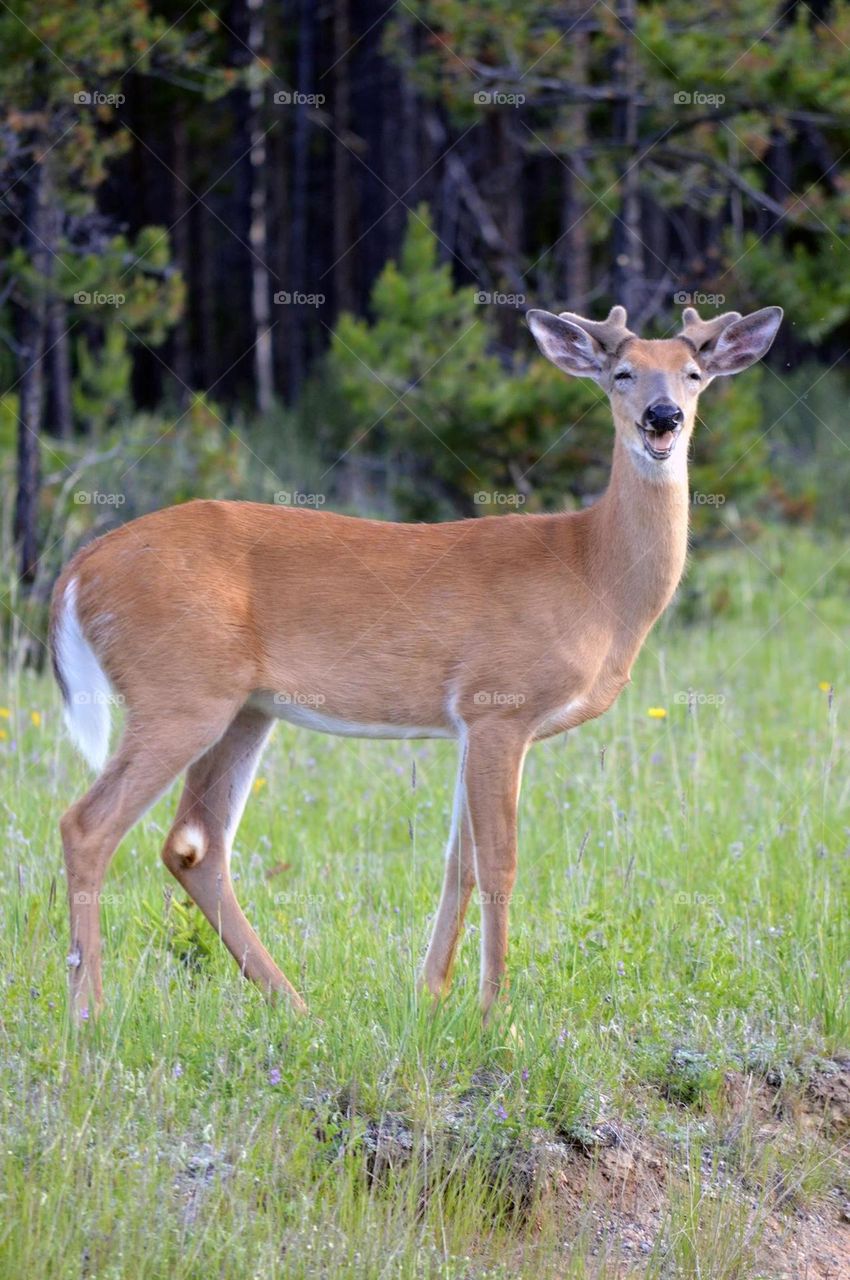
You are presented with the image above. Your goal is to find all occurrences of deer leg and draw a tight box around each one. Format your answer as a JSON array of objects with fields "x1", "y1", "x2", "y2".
[
  {"x1": 420, "y1": 749, "x2": 475, "y2": 999},
  {"x1": 463, "y1": 725, "x2": 527, "y2": 1022},
  {"x1": 161, "y1": 706, "x2": 307, "y2": 1011},
  {"x1": 61, "y1": 705, "x2": 237, "y2": 1021}
]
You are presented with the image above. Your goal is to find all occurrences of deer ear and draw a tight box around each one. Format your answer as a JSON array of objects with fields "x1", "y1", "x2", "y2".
[
  {"x1": 700, "y1": 307, "x2": 783, "y2": 377},
  {"x1": 526, "y1": 310, "x2": 606, "y2": 382}
]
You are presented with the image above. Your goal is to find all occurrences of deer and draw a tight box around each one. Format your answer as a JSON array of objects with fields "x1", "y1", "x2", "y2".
[{"x1": 49, "y1": 302, "x2": 782, "y2": 1023}]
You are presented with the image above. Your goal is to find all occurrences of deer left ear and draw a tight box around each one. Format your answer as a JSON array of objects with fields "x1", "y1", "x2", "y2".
[{"x1": 700, "y1": 306, "x2": 783, "y2": 378}]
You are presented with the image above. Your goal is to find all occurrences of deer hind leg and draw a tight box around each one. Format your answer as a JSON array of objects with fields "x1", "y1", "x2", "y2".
[
  {"x1": 61, "y1": 705, "x2": 237, "y2": 1021},
  {"x1": 161, "y1": 705, "x2": 307, "y2": 1012},
  {"x1": 420, "y1": 748, "x2": 475, "y2": 1000}
]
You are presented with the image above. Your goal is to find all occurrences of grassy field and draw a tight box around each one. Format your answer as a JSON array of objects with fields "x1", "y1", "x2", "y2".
[{"x1": 1, "y1": 526, "x2": 849, "y2": 1278}]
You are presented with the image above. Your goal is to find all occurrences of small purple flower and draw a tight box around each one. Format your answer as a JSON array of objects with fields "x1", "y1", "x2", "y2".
[
  {"x1": 495, "y1": 1103, "x2": 508, "y2": 1122},
  {"x1": 173, "y1": 1063, "x2": 183, "y2": 1079},
  {"x1": 521, "y1": 1068, "x2": 529, "y2": 1082},
  {"x1": 80, "y1": 1006, "x2": 89, "y2": 1022},
  {"x1": 557, "y1": 1027, "x2": 568, "y2": 1047},
  {"x1": 268, "y1": 1067, "x2": 281, "y2": 1086}
]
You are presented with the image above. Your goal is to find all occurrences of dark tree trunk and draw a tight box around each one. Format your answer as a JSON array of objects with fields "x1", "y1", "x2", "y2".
[
  {"x1": 332, "y1": 0, "x2": 356, "y2": 317},
  {"x1": 611, "y1": 0, "x2": 643, "y2": 318},
  {"x1": 48, "y1": 299, "x2": 73, "y2": 439},
  {"x1": 171, "y1": 112, "x2": 193, "y2": 398},
  {"x1": 560, "y1": 18, "x2": 591, "y2": 310},
  {"x1": 287, "y1": 0, "x2": 315, "y2": 398},
  {"x1": 15, "y1": 159, "x2": 50, "y2": 583},
  {"x1": 248, "y1": 0, "x2": 274, "y2": 413}
]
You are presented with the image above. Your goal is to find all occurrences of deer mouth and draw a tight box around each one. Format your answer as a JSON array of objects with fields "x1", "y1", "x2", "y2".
[{"x1": 637, "y1": 423, "x2": 682, "y2": 461}]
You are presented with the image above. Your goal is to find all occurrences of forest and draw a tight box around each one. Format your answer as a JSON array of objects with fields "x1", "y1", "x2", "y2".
[{"x1": 3, "y1": 0, "x2": 850, "y2": 653}]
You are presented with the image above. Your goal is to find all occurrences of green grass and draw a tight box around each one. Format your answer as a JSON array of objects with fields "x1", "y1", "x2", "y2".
[{"x1": 1, "y1": 526, "x2": 849, "y2": 1278}]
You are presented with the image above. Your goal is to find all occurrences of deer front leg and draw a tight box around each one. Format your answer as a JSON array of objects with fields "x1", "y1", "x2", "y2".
[{"x1": 463, "y1": 725, "x2": 527, "y2": 1021}]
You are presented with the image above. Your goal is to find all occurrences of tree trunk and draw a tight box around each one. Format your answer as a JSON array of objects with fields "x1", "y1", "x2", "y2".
[
  {"x1": 287, "y1": 0, "x2": 314, "y2": 398},
  {"x1": 247, "y1": 0, "x2": 274, "y2": 414},
  {"x1": 48, "y1": 299, "x2": 73, "y2": 439},
  {"x1": 15, "y1": 159, "x2": 50, "y2": 583},
  {"x1": 560, "y1": 17, "x2": 591, "y2": 310},
  {"x1": 612, "y1": 0, "x2": 643, "y2": 318},
  {"x1": 171, "y1": 113, "x2": 193, "y2": 398},
  {"x1": 332, "y1": 0, "x2": 356, "y2": 317}
]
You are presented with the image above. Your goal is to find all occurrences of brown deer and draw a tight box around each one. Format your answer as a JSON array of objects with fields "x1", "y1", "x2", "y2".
[{"x1": 50, "y1": 303, "x2": 782, "y2": 1022}]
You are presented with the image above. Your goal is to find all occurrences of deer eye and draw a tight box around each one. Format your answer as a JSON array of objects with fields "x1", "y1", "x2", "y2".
[
  {"x1": 687, "y1": 370, "x2": 701, "y2": 382},
  {"x1": 613, "y1": 369, "x2": 633, "y2": 382}
]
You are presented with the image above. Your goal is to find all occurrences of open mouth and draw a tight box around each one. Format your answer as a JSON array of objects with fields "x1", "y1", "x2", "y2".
[{"x1": 637, "y1": 423, "x2": 682, "y2": 461}]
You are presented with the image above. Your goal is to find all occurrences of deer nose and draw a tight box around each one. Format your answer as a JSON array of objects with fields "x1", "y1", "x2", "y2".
[{"x1": 643, "y1": 401, "x2": 683, "y2": 431}]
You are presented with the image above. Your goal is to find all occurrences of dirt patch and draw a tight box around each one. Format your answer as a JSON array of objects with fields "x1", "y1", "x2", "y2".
[{"x1": 306, "y1": 1066, "x2": 850, "y2": 1277}]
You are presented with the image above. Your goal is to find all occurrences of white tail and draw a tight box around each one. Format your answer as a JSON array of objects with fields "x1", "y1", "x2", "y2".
[
  {"x1": 52, "y1": 578, "x2": 113, "y2": 772},
  {"x1": 50, "y1": 302, "x2": 782, "y2": 1022}
]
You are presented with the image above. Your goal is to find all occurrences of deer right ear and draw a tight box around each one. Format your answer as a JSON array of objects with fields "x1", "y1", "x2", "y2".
[{"x1": 526, "y1": 310, "x2": 607, "y2": 382}]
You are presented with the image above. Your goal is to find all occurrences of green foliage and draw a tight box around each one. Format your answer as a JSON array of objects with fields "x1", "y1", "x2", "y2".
[{"x1": 315, "y1": 206, "x2": 608, "y2": 518}]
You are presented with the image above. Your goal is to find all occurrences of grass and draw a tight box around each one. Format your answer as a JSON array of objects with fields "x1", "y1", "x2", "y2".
[{"x1": 1, "y1": 525, "x2": 849, "y2": 1278}]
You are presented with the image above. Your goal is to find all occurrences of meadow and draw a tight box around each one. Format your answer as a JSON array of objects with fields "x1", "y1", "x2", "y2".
[{"x1": 1, "y1": 527, "x2": 849, "y2": 1278}]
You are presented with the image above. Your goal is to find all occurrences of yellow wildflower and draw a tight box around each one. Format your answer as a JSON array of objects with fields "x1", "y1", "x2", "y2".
[
  {"x1": 647, "y1": 707, "x2": 667, "y2": 719},
  {"x1": 31, "y1": 711, "x2": 42, "y2": 728}
]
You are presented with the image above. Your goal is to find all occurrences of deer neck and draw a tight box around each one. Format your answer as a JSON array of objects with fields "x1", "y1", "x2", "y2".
[{"x1": 585, "y1": 433, "x2": 690, "y2": 633}]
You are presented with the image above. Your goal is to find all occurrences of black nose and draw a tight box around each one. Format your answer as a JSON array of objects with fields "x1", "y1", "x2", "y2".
[{"x1": 643, "y1": 401, "x2": 683, "y2": 431}]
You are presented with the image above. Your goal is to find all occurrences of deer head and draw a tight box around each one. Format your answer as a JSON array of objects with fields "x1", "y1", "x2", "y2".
[{"x1": 527, "y1": 303, "x2": 783, "y2": 477}]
